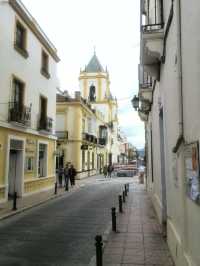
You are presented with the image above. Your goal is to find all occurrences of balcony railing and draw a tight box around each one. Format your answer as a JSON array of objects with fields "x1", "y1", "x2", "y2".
[
  {"x1": 141, "y1": 82, "x2": 153, "y2": 89},
  {"x1": 56, "y1": 131, "x2": 68, "y2": 140},
  {"x1": 82, "y1": 132, "x2": 97, "y2": 144},
  {"x1": 141, "y1": 23, "x2": 164, "y2": 33},
  {"x1": 8, "y1": 102, "x2": 31, "y2": 127},
  {"x1": 38, "y1": 116, "x2": 53, "y2": 132}
]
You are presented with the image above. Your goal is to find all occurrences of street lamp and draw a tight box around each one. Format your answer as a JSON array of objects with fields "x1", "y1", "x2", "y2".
[{"x1": 131, "y1": 95, "x2": 139, "y2": 110}]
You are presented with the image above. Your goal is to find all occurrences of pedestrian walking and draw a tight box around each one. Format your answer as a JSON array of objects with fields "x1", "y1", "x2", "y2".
[
  {"x1": 58, "y1": 166, "x2": 63, "y2": 187},
  {"x1": 103, "y1": 165, "x2": 108, "y2": 178},
  {"x1": 64, "y1": 163, "x2": 70, "y2": 190},
  {"x1": 69, "y1": 164, "x2": 77, "y2": 186},
  {"x1": 108, "y1": 164, "x2": 113, "y2": 178}
]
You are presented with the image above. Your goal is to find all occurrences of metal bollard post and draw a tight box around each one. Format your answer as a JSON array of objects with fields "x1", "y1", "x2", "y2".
[
  {"x1": 124, "y1": 184, "x2": 128, "y2": 196},
  {"x1": 13, "y1": 192, "x2": 17, "y2": 211},
  {"x1": 54, "y1": 182, "x2": 58, "y2": 195},
  {"x1": 118, "y1": 195, "x2": 123, "y2": 213},
  {"x1": 95, "y1": 235, "x2": 103, "y2": 266},
  {"x1": 123, "y1": 191, "x2": 126, "y2": 203},
  {"x1": 111, "y1": 207, "x2": 117, "y2": 232}
]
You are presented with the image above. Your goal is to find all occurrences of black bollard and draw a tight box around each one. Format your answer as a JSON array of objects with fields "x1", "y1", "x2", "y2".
[
  {"x1": 123, "y1": 191, "x2": 126, "y2": 203},
  {"x1": 124, "y1": 184, "x2": 128, "y2": 196},
  {"x1": 119, "y1": 195, "x2": 123, "y2": 213},
  {"x1": 13, "y1": 192, "x2": 17, "y2": 211},
  {"x1": 111, "y1": 207, "x2": 117, "y2": 232},
  {"x1": 54, "y1": 182, "x2": 58, "y2": 195},
  {"x1": 95, "y1": 235, "x2": 103, "y2": 266}
]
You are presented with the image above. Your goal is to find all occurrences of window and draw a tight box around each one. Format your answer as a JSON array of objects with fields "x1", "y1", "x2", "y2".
[
  {"x1": 14, "y1": 20, "x2": 28, "y2": 58},
  {"x1": 82, "y1": 150, "x2": 85, "y2": 171},
  {"x1": 25, "y1": 157, "x2": 34, "y2": 171},
  {"x1": 38, "y1": 143, "x2": 47, "y2": 177},
  {"x1": 13, "y1": 78, "x2": 24, "y2": 107},
  {"x1": 89, "y1": 84, "x2": 96, "y2": 102},
  {"x1": 41, "y1": 50, "x2": 50, "y2": 79},
  {"x1": 38, "y1": 96, "x2": 48, "y2": 130},
  {"x1": 92, "y1": 152, "x2": 94, "y2": 169},
  {"x1": 82, "y1": 119, "x2": 85, "y2": 132}
]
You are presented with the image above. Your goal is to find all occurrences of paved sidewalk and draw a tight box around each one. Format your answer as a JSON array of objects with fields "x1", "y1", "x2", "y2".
[
  {"x1": 103, "y1": 180, "x2": 174, "y2": 266},
  {"x1": 0, "y1": 175, "x2": 97, "y2": 220}
]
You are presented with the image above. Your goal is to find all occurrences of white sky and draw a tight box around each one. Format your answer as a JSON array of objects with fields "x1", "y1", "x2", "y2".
[{"x1": 22, "y1": 0, "x2": 144, "y2": 149}]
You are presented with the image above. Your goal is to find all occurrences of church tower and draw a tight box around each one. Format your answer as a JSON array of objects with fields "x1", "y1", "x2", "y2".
[
  {"x1": 79, "y1": 52, "x2": 117, "y2": 124},
  {"x1": 79, "y1": 52, "x2": 119, "y2": 165},
  {"x1": 79, "y1": 52, "x2": 112, "y2": 103}
]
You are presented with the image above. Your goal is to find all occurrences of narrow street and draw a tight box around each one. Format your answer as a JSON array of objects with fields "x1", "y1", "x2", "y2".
[{"x1": 0, "y1": 176, "x2": 131, "y2": 266}]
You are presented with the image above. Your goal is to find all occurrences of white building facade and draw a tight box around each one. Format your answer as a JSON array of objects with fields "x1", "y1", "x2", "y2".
[
  {"x1": 0, "y1": 0, "x2": 59, "y2": 203},
  {"x1": 137, "y1": 1, "x2": 200, "y2": 266}
]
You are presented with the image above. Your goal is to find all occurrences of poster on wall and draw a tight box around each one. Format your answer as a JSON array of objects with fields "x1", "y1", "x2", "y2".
[{"x1": 184, "y1": 142, "x2": 200, "y2": 204}]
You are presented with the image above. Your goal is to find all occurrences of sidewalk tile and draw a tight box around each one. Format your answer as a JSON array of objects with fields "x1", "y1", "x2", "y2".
[{"x1": 103, "y1": 180, "x2": 174, "y2": 266}]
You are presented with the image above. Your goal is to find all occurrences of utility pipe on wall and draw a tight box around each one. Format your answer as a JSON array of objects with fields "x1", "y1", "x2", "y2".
[{"x1": 173, "y1": 0, "x2": 184, "y2": 153}]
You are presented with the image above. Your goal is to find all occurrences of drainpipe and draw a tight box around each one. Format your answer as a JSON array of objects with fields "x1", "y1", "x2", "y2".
[{"x1": 172, "y1": 0, "x2": 184, "y2": 153}]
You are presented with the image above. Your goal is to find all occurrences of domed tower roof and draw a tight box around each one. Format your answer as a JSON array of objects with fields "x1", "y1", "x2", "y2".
[{"x1": 85, "y1": 52, "x2": 104, "y2": 73}]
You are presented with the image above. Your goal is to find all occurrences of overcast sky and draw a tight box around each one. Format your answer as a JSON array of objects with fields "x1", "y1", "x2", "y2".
[{"x1": 22, "y1": 0, "x2": 144, "y2": 149}]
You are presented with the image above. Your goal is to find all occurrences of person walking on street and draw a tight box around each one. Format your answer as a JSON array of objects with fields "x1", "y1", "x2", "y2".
[
  {"x1": 58, "y1": 166, "x2": 63, "y2": 187},
  {"x1": 108, "y1": 164, "x2": 113, "y2": 178},
  {"x1": 69, "y1": 164, "x2": 77, "y2": 186},
  {"x1": 64, "y1": 163, "x2": 70, "y2": 190},
  {"x1": 103, "y1": 165, "x2": 108, "y2": 178}
]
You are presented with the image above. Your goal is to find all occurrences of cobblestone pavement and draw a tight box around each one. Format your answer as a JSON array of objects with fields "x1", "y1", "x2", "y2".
[
  {"x1": 103, "y1": 180, "x2": 174, "y2": 266},
  {"x1": 0, "y1": 175, "x2": 133, "y2": 266}
]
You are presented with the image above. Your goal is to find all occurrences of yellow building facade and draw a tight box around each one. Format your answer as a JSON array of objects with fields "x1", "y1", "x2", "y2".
[
  {"x1": 56, "y1": 53, "x2": 120, "y2": 179},
  {"x1": 56, "y1": 93, "x2": 109, "y2": 179}
]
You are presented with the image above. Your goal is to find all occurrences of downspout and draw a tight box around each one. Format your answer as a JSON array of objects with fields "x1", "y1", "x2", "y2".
[{"x1": 172, "y1": 0, "x2": 184, "y2": 153}]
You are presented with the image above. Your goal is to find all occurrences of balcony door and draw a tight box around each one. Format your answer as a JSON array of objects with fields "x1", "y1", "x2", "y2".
[
  {"x1": 13, "y1": 78, "x2": 24, "y2": 109},
  {"x1": 40, "y1": 96, "x2": 47, "y2": 118}
]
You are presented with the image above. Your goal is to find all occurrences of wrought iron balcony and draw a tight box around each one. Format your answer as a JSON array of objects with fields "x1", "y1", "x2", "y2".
[
  {"x1": 56, "y1": 131, "x2": 68, "y2": 140},
  {"x1": 141, "y1": 23, "x2": 164, "y2": 33},
  {"x1": 8, "y1": 102, "x2": 31, "y2": 127},
  {"x1": 141, "y1": 28, "x2": 164, "y2": 67},
  {"x1": 82, "y1": 132, "x2": 97, "y2": 144},
  {"x1": 38, "y1": 116, "x2": 53, "y2": 132}
]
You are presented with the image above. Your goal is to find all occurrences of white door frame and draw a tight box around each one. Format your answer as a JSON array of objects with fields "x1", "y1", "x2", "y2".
[{"x1": 5, "y1": 135, "x2": 25, "y2": 200}]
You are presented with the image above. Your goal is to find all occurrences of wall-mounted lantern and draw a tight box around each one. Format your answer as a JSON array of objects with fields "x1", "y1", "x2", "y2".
[{"x1": 131, "y1": 95, "x2": 139, "y2": 110}]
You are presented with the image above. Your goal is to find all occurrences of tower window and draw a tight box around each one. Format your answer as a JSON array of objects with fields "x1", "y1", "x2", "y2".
[{"x1": 89, "y1": 84, "x2": 96, "y2": 102}]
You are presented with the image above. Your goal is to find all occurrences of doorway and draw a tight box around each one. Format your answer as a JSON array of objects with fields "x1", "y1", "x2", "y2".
[{"x1": 8, "y1": 139, "x2": 24, "y2": 198}]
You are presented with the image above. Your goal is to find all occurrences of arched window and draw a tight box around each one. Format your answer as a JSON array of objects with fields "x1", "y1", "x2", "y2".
[{"x1": 89, "y1": 84, "x2": 96, "y2": 102}]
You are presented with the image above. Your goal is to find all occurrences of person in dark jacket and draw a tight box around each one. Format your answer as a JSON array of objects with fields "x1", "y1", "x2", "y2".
[
  {"x1": 107, "y1": 164, "x2": 113, "y2": 178},
  {"x1": 58, "y1": 166, "x2": 63, "y2": 187},
  {"x1": 69, "y1": 164, "x2": 77, "y2": 186},
  {"x1": 64, "y1": 163, "x2": 70, "y2": 190},
  {"x1": 103, "y1": 165, "x2": 108, "y2": 178}
]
